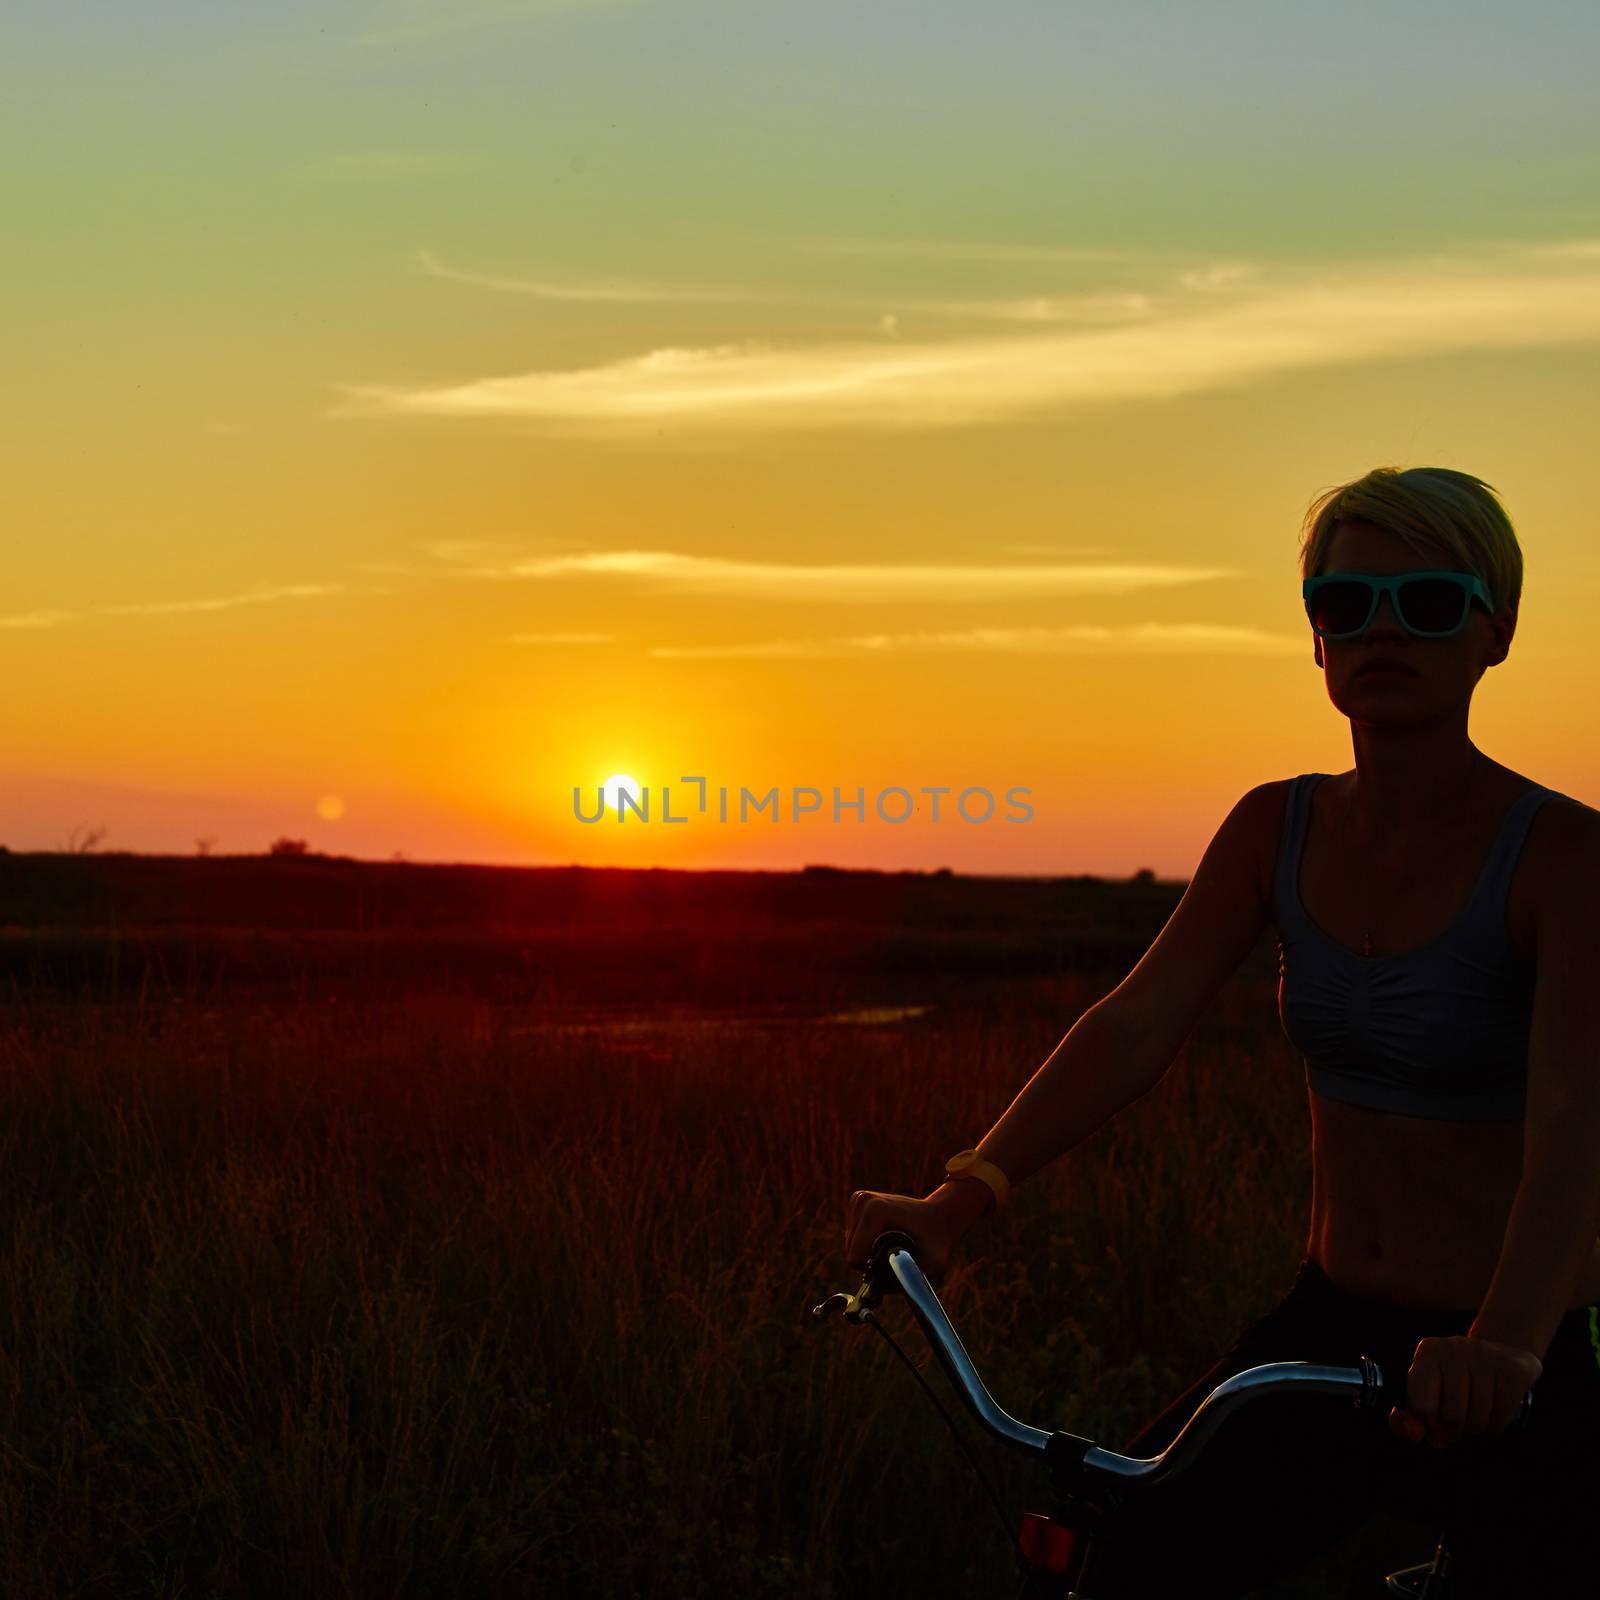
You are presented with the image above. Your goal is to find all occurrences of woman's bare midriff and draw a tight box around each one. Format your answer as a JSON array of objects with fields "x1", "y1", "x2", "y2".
[
  {"x1": 1288, "y1": 762, "x2": 1600, "y2": 1314},
  {"x1": 1306, "y1": 1092, "x2": 1600, "y2": 1310}
]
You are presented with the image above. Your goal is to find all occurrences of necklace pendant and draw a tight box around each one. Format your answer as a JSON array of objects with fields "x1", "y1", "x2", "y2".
[{"x1": 1362, "y1": 930, "x2": 1373, "y2": 957}]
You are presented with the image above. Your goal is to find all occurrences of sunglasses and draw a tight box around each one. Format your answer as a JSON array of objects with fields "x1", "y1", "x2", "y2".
[{"x1": 1302, "y1": 570, "x2": 1496, "y2": 641}]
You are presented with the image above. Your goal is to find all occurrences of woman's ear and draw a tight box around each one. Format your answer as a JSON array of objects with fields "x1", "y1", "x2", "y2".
[
  {"x1": 1313, "y1": 635, "x2": 1324, "y2": 669},
  {"x1": 1486, "y1": 603, "x2": 1516, "y2": 670}
]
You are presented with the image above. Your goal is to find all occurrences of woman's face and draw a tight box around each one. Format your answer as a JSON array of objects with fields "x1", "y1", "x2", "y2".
[{"x1": 1312, "y1": 519, "x2": 1512, "y2": 718}]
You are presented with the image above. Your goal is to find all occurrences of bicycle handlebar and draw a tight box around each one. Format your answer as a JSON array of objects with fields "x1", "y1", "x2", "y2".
[{"x1": 811, "y1": 1230, "x2": 1534, "y2": 1493}]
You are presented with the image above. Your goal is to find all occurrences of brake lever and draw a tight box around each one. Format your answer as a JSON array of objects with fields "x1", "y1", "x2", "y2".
[
  {"x1": 809, "y1": 1284, "x2": 877, "y2": 1325},
  {"x1": 809, "y1": 1229, "x2": 920, "y2": 1325}
]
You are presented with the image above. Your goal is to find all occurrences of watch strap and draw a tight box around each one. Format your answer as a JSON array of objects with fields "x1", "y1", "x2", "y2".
[{"x1": 943, "y1": 1148, "x2": 1010, "y2": 1214}]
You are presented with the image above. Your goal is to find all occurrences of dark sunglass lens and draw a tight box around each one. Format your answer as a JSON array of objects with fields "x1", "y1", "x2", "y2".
[
  {"x1": 1309, "y1": 580, "x2": 1371, "y2": 635},
  {"x1": 1397, "y1": 578, "x2": 1467, "y2": 633}
]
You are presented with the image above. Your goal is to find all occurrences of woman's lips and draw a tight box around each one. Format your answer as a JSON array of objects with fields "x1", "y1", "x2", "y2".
[{"x1": 1356, "y1": 663, "x2": 1416, "y2": 678}]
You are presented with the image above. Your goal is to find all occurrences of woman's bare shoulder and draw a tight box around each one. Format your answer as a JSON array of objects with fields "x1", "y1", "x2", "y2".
[
  {"x1": 1523, "y1": 788, "x2": 1600, "y2": 949},
  {"x1": 1527, "y1": 786, "x2": 1600, "y2": 861},
  {"x1": 1238, "y1": 776, "x2": 1304, "y2": 906}
]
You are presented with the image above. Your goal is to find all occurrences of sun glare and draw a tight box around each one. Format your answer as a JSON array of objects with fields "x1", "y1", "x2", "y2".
[{"x1": 600, "y1": 773, "x2": 643, "y2": 814}]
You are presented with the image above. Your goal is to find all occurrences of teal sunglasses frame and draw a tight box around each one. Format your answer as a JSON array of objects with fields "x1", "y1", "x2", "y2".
[{"x1": 1301, "y1": 570, "x2": 1497, "y2": 641}]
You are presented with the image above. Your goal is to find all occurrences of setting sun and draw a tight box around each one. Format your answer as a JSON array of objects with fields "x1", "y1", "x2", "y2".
[{"x1": 600, "y1": 774, "x2": 643, "y2": 816}]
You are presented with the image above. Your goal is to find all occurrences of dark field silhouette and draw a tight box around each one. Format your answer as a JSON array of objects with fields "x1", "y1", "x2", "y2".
[{"x1": 0, "y1": 852, "x2": 1437, "y2": 1596}]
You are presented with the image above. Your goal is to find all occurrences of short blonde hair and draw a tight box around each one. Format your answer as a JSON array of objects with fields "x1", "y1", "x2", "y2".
[{"x1": 1298, "y1": 466, "x2": 1523, "y2": 620}]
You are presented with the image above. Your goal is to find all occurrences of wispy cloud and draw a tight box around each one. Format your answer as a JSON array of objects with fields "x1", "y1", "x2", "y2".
[
  {"x1": 356, "y1": 0, "x2": 633, "y2": 47},
  {"x1": 0, "y1": 610, "x2": 74, "y2": 630},
  {"x1": 409, "y1": 246, "x2": 1158, "y2": 322},
  {"x1": 425, "y1": 538, "x2": 552, "y2": 563},
  {"x1": 337, "y1": 238, "x2": 1600, "y2": 438},
  {"x1": 790, "y1": 237, "x2": 1184, "y2": 265},
  {"x1": 0, "y1": 585, "x2": 342, "y2": 630},
  {"x1": 101, "y1": 584, "x2": 343, "y2": 617},
  {"x1": 428, "y1": 547, "x2": 1238, "y2": 603},
  {"x1": 411, "y1": 248, "x2": 785, "y2": 306},
  {"x1": 438, "y1": 538, "x2": 1294, "y2": 659},
  {"x1": 646, "y1": 622, "x2": 1304, "y2": 659}
]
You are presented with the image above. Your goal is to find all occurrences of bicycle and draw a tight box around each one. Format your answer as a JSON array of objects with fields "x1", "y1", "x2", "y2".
[{"x1": 811, "y1": 1230, "x2": 1536, "y2": 1598}]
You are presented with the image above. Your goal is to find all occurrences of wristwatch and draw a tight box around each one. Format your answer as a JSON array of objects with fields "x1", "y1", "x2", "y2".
[{"x1": 943, "y1": 1148, "x2": 1010, "y2": 1215}]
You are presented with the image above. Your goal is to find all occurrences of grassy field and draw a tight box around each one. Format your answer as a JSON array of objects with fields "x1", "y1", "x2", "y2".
[{"x1": 0, "y1": 854, "x2": 1442, "y2": 1597}]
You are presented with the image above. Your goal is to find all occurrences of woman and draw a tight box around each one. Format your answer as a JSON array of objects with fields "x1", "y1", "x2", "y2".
[{"x1": 844, "y1": 466, "x2": 1600, "y2": 1596}]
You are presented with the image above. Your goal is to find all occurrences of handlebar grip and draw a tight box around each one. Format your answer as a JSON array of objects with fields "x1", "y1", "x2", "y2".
[
  {"x1": 1367, "y1": 1354, "x2": 1535, "y2": 1432},
  {"x1": 865, "y1": 1229, "x2": 918, "y2": 1286}
]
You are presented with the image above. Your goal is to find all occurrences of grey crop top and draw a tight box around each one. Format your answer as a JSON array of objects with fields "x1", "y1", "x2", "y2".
[{"x1": 1273, "y1": 772, "x2": 1558, "y2": 1122}]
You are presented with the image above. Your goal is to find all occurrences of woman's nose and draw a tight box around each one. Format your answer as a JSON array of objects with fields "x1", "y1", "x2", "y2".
[{"x1": 1367, "y1": 589, "x2": 1403, "y2": 632}]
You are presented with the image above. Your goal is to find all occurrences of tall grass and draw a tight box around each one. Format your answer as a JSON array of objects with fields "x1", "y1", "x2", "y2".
[{"x1": 0, "y1": 972, "x2": 1434, "y2": 1597}]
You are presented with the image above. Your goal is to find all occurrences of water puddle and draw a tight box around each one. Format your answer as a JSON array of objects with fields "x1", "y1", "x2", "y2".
[
  {"x1": 512, "y1": 1002, "x2": 932, "y2": 1037},
  {"x1": 817, "y1": 1005, "x2": 932, "y2": 1025}
]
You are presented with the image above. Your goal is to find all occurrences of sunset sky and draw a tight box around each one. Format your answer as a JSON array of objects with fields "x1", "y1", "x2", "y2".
[{"x1": 5, "y1": 0, "x2": 1599, "y2": 874}]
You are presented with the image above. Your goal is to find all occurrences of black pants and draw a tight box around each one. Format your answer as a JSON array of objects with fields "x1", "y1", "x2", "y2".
[{"x1": 1079, "y1": 1257, "x2": 1600, "y2": 1597}]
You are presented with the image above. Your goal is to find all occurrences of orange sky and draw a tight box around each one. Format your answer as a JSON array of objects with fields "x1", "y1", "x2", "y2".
[{"x1": 6, "y1": 2, "x2": 1598, "y2": 874}]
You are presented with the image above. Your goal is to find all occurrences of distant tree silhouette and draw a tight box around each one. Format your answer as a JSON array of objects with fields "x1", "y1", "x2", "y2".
[
  {"x1": 268, "y1": 836, "x2": 310, "y2": 857},
  {"x1": 64, "y1": 824, "x2": 107, "y2": 854},
  {"x1": 1130, "y1": 866, "x2": 1156, "y2": 884},
  {"x1": 196, "y1": 836, "x2": 218, "y2": 857}
]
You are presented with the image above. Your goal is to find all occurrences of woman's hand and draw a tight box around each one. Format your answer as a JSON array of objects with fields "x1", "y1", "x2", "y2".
[
  {"x1": 1388, "y1": 1334, "x2": 1543, "y2": 1448},
  {"x1": 843, "y1": 1183, "x2": 989, "y2": 1289}
]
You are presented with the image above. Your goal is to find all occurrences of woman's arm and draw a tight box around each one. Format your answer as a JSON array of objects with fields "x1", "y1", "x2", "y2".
[
  {"x1": 1469, "y1": 802, "x2": 1600, "y2": 1360},
  {"x1": 1469, "y1": 1133, "x2": 1600, "y2": 1360},
  {"x1": 1394, "y1": 807, "x2": 1600, "y2": 1448}
]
